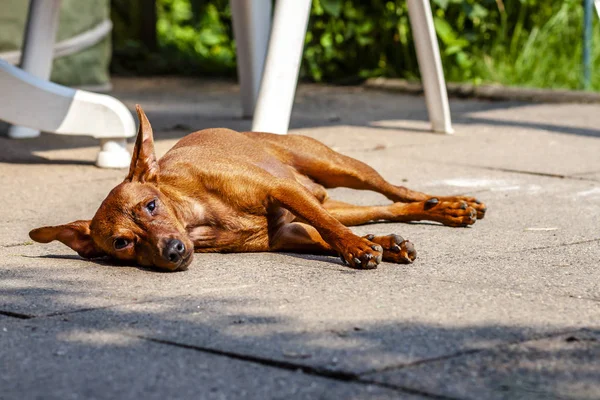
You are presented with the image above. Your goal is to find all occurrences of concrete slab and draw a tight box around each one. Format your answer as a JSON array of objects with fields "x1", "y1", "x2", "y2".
[
  {"x1": 365, "y1": 329, "x2": 600, "y2": 400},
  {"x1": 395, "y1": 129, "x2": 600, "y2": 177},
  {"x1": 0, "y1": 318, "x2": 415, "y2": 400},
  {"x1": 0, "y1": 245, "x2": 280, "y2": 316},
  {"x1": 46, "y1": 265, "x2": 597, "y2": 375},
  {"x1": 0, "y1": 162, "x2": 123, "y2": 246},
  {"x1": 422, "y1": 241, "x2": 600, "y2": 301}
]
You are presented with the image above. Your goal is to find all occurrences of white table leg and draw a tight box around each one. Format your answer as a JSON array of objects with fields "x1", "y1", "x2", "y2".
[
  {"x1": 230, "y1": 0, "x2": 272, "y2": 119},
  {"x1": 8, "y1": 0, "x2": 61, "y2": 139},
  {"x1": 251, "y1": 0, "x2": 311, "y2": 134},
  {"x1": 407, "y1": 0, "x2": 453, "y2": 134},
  {"x1": 0, "y1": 60, "x2": 135, "y2": 168}
]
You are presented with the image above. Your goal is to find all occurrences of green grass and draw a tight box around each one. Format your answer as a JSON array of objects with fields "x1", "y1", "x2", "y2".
[{"x1": 473, "y1": 1, "x2": 600, "y2": 90}]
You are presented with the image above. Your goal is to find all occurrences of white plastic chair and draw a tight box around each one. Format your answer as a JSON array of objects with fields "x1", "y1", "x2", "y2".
[
  {"x1": 1, "y1": 0, "x2": 453, "y2": 169},
  {"x1": 0, "y1": 0, "x2": 134, "y2": 168},
  {"x1": 232, "y1": 0, "x2": 454, "y2": 134}
]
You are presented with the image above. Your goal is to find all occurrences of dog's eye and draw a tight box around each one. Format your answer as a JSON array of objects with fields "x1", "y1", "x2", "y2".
[
  {"x1": 146, "y1": 200, "x2": 156, "y2": 213},
  {"x1": 114, "y1": 238, "x2": 129, "y2": 250}
]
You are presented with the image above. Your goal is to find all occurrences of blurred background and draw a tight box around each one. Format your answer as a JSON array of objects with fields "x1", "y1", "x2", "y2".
[{"x1": 1, "y1": 0, "x2": 599, "y2": 91}]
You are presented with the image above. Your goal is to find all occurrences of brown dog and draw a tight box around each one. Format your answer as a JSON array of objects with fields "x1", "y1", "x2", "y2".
[{"x1": 30, "y1": 105, "x2": 486, "y2": 271}]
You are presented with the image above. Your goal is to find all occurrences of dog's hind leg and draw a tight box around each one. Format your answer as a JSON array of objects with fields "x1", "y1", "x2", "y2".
[
  {"x1": 322, "y1": 199, "x2": 476, "y2": 228},
  {"x1": 248, "y1": 133, "x2": 485, "y2": 219}
]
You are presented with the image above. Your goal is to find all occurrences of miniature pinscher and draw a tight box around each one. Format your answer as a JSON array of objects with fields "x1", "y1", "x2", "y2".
[{"x1": 30, "y1": 105, "x2": 486, "y2": 271}]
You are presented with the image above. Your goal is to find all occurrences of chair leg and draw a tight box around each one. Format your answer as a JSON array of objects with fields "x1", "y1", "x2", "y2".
[
  {"x1": 407, "y1": 0, "x2": 453, "y2": 134},
  {"x1": 8, "y1": 0, "x2": 61, "y2": 139},
  {"x1": 0, "y1": 60, "x2": 135, "y2": 168},
  {"x1": 97, "y1": 139, "x2": 130, "y2": 169},
  {"x1": 230, "y1": 0, "x2": 272, "y2": 119},
  {"x1": 251, "y1": 0, "x2": 311, "y2": 134}
]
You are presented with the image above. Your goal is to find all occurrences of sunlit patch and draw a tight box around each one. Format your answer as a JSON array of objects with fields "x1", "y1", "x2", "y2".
[
  {"x1": 439, "y1": 178, "x2": 512, "y2": 188},
  {"x1": 370, "y1": 120, "x2": 431, "y2": 132},
  {"x1": 426, "y1": 178, "x2": 542, "y2": 194},
  {"x1": 490, "y1": 185, "x2": 521, "y2": 192},
  {"x1": 57, "y1": 330, "x2": 139, "y2": 347},
  {"x1": 575, "y1": 187, "x2": 600, "y2": 198}
]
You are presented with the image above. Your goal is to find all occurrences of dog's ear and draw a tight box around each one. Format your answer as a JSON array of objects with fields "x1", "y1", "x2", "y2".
[
  {"x1": 125, "y1": 104, "x2": 159, "y2": 184},
  {"x1": 29, "y1": 220, "x2": 106, "y2": 259}
]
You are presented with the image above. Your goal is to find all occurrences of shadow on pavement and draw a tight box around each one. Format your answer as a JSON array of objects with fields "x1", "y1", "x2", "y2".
[{"x1": 0, "y1": 265, "x2": 598, "y2": 399}]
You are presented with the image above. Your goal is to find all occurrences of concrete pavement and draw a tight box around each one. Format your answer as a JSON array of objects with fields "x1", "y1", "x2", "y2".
[{"x1": 1, "y1": 77, "x2": 599, "y2": 399}]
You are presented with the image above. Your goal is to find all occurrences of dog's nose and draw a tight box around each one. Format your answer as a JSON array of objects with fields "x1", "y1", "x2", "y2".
[{"x1": 164, "y1": 239, "x2": 186, "y2": 263}]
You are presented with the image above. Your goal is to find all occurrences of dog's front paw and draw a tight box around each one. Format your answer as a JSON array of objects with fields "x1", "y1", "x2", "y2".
[
  {"x1": 364, "y1": 234, "x2": 416, "y2": 264},
  {"x1": 339, "y1": 237, "x2": 383, "y2": 269}
]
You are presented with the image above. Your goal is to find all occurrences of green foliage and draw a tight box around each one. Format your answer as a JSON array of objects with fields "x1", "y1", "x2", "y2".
[
  {"x1": 304, "y1": 0, "x2": 600, "y2": 89},
  {"x1": 111, "y1": 0, "x2": 600, "y2": 90},
  {"x1": 112, "y1": 0, "x2": 236, "y2": 76},
  {"x1": 484, "y1": 0, "x2": 600, "y2": 90},
  {"x1": 156, "y1": 0, "x2": 236, "y2": 74}
]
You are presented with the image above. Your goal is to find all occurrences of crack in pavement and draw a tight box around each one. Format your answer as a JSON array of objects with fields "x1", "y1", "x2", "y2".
[
  {"x1": 357, "y1": 327, "x2": 585, "y2": 377},
  {"x1": 0, "y1": 310, "x2": 33, "y2": 319},
  {"x1": 1, "y1": 241, "x2": 34, "y2": 248},
  {"x1": 408, "y1": 157, "x2": 599, "y2": 182},
  {"x1": 0, "y1": 284, "x2": 257, "y2": 320},
  {"x1": 519, "y1": 238, "x2": 600, "y2": 253},
  {"x1": 451, "y1": 164, "x2": 598, "y2": 182},
  {"x1": 564, "y1": 294, "x2": 600, "y2": 303},
  {"x1": 0, "y1": 300, "x2": 154, "y2": 321},
  {"x1": 131, "y1": 334, "x2": 459, "y2": 400},
  {"x1": 342, "y1": 147, "x2": 597, "y2": 182},
  {"x1": 43, "y1": 298, "x2": 163, "y2": 318}
]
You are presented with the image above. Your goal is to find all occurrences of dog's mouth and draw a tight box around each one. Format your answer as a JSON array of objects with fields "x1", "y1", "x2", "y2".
[
  {"x1": 150, "y1": 251, "x2": 193, "y2": 272},
  {"x1": 176, "y1": 252, "x2": 193, "y2": 271}
]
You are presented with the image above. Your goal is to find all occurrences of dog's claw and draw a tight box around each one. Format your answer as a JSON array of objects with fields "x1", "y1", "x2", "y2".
[
  {"x1": 366, "y1": 234, "x2": 375, "y2": 241},
  {"x1": 404, "y1": 240, "x2": 417, "y2": 260},
  {"x1": 374, "y1": 252, "x2": 382, "y2": 264},
  {"x1": 353, "y1": 257, "x2": 361, "y2": 266},
  {"x1": 424, "y1": 198, "x2": 439, "y2": 210},
  {"x1": 340, "y1": 255, "x2": 348, "y2": 265},
  {"x1": 391, "y1": 244, "x2": 401, "y2": 253}
]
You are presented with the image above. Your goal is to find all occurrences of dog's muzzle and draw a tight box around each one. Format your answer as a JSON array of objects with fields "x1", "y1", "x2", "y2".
[{"x1": 161, "y1": 239, "x2": 191, "y2": 270}]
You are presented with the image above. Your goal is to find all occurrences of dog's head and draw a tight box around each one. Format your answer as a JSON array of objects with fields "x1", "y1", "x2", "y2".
[{"x1": 29, "y1": 105, "x2": 194, "y2": 271}]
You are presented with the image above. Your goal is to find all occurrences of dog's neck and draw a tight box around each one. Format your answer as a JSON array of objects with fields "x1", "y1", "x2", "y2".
[{"x1": 158, "y1": 185, "x2": 209, "y2": 229}]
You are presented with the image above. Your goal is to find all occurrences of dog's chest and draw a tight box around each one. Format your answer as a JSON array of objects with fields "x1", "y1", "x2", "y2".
[{"x1": 186, "y1": 206, "x2": 270, "y2": 253}]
